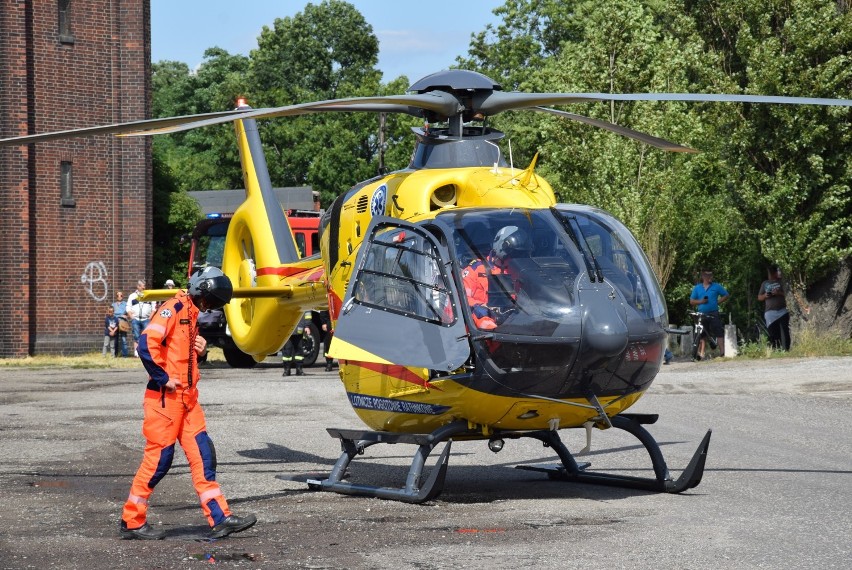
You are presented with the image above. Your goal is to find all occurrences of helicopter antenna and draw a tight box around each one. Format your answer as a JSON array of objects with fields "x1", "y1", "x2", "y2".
[
  {"x1": 508, "y1": 138, "x2": 514, "y2": 173},
  {"x1": 485, "y1": 139, "x2": 501, "y2": 174},
  {"x1": 519, "y1": 152, "x2": 539, "y2": 187},
  {"x1": 378, "y1": 112, "x2": 387, "y2": 175}
]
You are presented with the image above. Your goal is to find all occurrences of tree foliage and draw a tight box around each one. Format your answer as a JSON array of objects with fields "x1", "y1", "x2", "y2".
[
  {"x1": 684, "y1": 0, "x2": 852, "y2": 291},
  {"x1": 247, "y1": 0, "x2": 419, "y2": 206},
  {"x1": 151, "y1": 152, "x2": 202, "y2": 288},
  {"x1": 152, "y1": 48, "x2": 251, "y2": 193}
]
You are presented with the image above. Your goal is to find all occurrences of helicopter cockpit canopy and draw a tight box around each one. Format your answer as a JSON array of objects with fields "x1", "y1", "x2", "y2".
[
  {"x1": 333, "y1": 206, "x2": 668, "y2": 372},
  {"x1": 553, "y1": 205, "x2": 668, "y2": 325},
  {"x1": 438, "y1": 207, "x2": 667, "y2": 329}
]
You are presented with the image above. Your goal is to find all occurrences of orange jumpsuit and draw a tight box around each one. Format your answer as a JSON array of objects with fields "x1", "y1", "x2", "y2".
[
  {"x1": 121, "y1": 291, "x2": 232, "y2": 530},
  {"x1": 461, "y1": 258, "x2": 514, "y2": 330}
]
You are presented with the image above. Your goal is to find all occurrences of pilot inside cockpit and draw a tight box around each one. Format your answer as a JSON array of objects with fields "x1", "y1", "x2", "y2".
[{"x1": 461, "y1": 225, "x2": 532, "y2": 330}]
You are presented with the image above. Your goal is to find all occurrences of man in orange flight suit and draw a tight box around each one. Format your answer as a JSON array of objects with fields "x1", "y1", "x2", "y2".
[
  {"x1": 461, "y1": 225, "x2": 530, "y2": 330},
  {"x1": 120, "y1": 267, "x2": 256, "y2": 540}
]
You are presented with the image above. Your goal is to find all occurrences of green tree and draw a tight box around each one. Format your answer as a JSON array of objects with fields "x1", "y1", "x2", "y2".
[
  {"x1": 247, "y1": 0, "x2": 420, "y2": 202},
  {"x1": 462, "y1": 0, "x2": 852, "y2": 332},
  {"x1": 151, "y1": 50, "x2": 250, "y2": 282},
  {"x1": 150, "y1": 2, "x2": 420, "y2": 280},
  {"x1": 685, "y1": 0, "x2": 852, "y2": 298},
  {"x1": 151, "y1": 152, "x2": 202, "y2": 288},
  {"x1": 153, "y1": 48, "x2": 251, "y2": 193},
  {"x1": 462, "y1": 0, "x2": 579, "y2": 90},
  {"x1": 464, "y1": 0, "x2": 751, "y2": 325}
]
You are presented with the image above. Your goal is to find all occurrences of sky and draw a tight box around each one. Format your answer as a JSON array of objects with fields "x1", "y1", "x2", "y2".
[{"x1": 151, "y1": 0, "x2": 505, "y2": 84}]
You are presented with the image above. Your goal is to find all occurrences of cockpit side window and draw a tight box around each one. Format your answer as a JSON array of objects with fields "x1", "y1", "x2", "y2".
[
  {"x1": 353, "y1": 226, "x2": 455, "y2": 324},
  {"x1": 562, "y1": 210, "x2": 667, "y2": 323}
]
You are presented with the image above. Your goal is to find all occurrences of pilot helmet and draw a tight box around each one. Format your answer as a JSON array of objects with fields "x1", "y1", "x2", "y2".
[
  {"x1": 187, "y1": 266, "x2": 233, "y2": 310},
  {"x1": 491, "y1": 225, "x2": 531, "y2": 261}
]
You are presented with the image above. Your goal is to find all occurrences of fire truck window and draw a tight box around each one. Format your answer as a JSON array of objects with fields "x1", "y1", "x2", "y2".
[{"x1": 294, "y1": 232, "x2": 306, "y2": 258}]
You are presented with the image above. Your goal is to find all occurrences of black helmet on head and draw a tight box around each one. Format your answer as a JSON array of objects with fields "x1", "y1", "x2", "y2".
[
  {"x1": 188, "y1": 266, "x2": 233, "y2": 310},
  {"x1": 491, "y1": 225, "x2": 532, "y2": 261}
]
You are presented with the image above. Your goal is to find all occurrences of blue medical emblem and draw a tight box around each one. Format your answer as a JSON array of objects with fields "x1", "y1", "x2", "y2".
[{"x1": 370, "y1": 184, "x2": 387, "y2": 216}]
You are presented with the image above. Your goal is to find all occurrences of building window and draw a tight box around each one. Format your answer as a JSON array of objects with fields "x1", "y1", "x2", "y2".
[
  {"x1": 60, "y1": 162, "x2": 76, "y2": 207},
  {"x1": 58, "y1": 0, "x2": 75, "y2": 44}
]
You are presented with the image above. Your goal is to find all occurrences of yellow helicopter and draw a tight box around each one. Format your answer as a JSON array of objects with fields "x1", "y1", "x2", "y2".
[{"x1": 4, "y1": 69, "x2": 851, "y2": 503}]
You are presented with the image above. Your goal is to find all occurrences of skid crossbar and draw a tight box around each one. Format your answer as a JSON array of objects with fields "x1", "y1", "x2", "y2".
[
  {"x1": 306, "y1": 420, "x2": 470, "y2": 503},
  {"x1": 516, "y1": 413, "x2": 711, "y2": 493}
]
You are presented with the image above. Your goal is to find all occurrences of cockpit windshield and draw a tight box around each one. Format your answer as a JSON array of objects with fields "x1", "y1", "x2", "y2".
[{"x1": 436, "y1": 209, "x2": 583, "y2": 336}]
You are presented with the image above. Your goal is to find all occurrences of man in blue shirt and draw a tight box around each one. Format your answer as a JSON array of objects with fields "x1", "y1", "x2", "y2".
[{"x1": 689, "y1": 269, "x2": 730, "y2": 359}]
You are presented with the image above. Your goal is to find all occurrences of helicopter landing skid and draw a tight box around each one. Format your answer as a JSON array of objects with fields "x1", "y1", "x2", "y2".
[
  {"x1": 516, "y1": 413, "x2": 712, "y2": 493},
  {"x1": 306, "y1": 420, "x2": 471, "y2": 504}
]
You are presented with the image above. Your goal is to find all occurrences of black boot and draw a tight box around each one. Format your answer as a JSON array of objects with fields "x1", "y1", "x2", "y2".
[
  {"x1": 325, "y1": 359, "x2": 333, "y2": 372},
  {"x1": 295, "y1": 363, "x2": 304, "y2": 376},
  {"x1": 209, "y1": 513, "x2": 257, "y2": 539},
  {"x1": 283, "y1": 364, "x2": 291, "y2": 376},
  {"x1": 120, "y1": 521, "x2": 165, "y2": 540}
]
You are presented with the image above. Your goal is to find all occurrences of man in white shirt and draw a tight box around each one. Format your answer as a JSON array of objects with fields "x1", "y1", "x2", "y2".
[{"x1": 127, "y1": 280, "x2": 155, "y2": 356}]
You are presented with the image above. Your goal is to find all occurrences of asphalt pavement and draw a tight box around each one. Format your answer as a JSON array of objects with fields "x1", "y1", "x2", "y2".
[{"x1": 0, "y1": 356, "x2": 850, "y2": 569}]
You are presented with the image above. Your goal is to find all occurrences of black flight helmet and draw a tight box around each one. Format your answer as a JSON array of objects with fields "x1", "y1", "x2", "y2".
[
  {"x1": 188, "y1": 266, "x2": 233, "y2": 311},
  {"x1": 491, "y1": 225, "x2": 532, "y2": 262}
]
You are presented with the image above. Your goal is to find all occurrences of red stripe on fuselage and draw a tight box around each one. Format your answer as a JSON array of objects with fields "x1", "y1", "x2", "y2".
[
  {"x1": 256, "y1": 266, "x2": 315, "y2": 278},
  {"x1": 344, "y1": 360, "x2": 443, "y2": 392}
]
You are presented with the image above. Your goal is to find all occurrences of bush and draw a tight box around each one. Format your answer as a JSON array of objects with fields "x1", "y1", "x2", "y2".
[{"x1": 737, "y1": 328, "x2": 852, "y2": 360}]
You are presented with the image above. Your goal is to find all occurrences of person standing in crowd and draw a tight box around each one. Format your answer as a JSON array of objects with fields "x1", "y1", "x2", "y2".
[
  {"x1": 102, "y1": 306, "x2": 118, "y2": 357},
  {"x1": 112, "y1": 290, "x2": 129, "y2": 357},
  {"x1": 758, "y1": 264, "x2": 791, "y2": 350},
  {"x1": 127, "y1": 280, "x2": 155, "y2": 357},
  {"x1": 689, "y1": 269, "x2": 730, "y2": 359},
  {"x1": 120, "y1": 267, "x2": 256, "y2": 540}
]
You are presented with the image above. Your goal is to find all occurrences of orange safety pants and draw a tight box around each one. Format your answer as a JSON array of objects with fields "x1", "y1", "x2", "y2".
[{"x1": 121, "y1": 389, "x2": 231, "y2": 529}]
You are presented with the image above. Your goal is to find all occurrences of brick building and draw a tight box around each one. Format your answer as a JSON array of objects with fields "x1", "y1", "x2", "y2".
[{"x1": 0, "y1": 1, "x2": 151, "y2": 357}]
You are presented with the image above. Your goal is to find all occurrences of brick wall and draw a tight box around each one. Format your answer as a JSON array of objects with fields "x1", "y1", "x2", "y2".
[{"x1": 0, "y1": 0, "x2": 151, "y2": 357}]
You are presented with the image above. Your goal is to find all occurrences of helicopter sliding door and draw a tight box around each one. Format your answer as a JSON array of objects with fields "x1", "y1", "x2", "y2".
[{"x1": 331, "y1": 217, "x2": 470, "y2": 372}]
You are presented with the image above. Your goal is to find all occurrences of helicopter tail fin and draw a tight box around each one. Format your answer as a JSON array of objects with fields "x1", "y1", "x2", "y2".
[
  {"x1": 231, "y1": 110, "x2": 301, "y2": 265},
  {"x1": 219, "y1": 112, "x2": 321, "y2": 359}
]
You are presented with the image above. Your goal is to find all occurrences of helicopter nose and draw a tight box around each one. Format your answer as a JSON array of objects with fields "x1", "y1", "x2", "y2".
[{"x1": 581, "y1": 290, "x2": 629, "y2": 357}]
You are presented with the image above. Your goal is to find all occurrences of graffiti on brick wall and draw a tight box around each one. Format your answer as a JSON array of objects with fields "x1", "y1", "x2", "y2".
[{"x1": 82, "y1": 261, "x2": 109, "y2": 302}]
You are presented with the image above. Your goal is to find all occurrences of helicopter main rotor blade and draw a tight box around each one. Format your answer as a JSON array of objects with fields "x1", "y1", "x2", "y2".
[
  {"x1": 532, "y1": 107, "x2": 698, "y2": 153},
  {"x1": 307, "y1": 103, "x2": 422, "y2": 116},
  {"x1": 131, "y1": 92, "x2": 462, "y2": 135},
  {"x1": 0, "y1": 109, "x2": 257, "y2": 147},
  {"x1": 5, "y1": 71, "x2": 850, "y2": 147},
  {"x1": 477, "y1": 91, "x2": 852, "y2": 116},
  {"x1": 0, "y1": 92, "x2": 459, "y2": 145},
  {"x1": 119, "y1": 103, "x2": 425, "y2": 137}
]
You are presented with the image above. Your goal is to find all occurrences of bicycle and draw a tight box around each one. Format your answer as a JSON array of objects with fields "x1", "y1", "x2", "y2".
[
  {"x1": 743, "y1": 312, "x2": 770, "y2": 345},
  {"x1": 688, "y1": 311, "x2": 718, "y2": 361}
]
